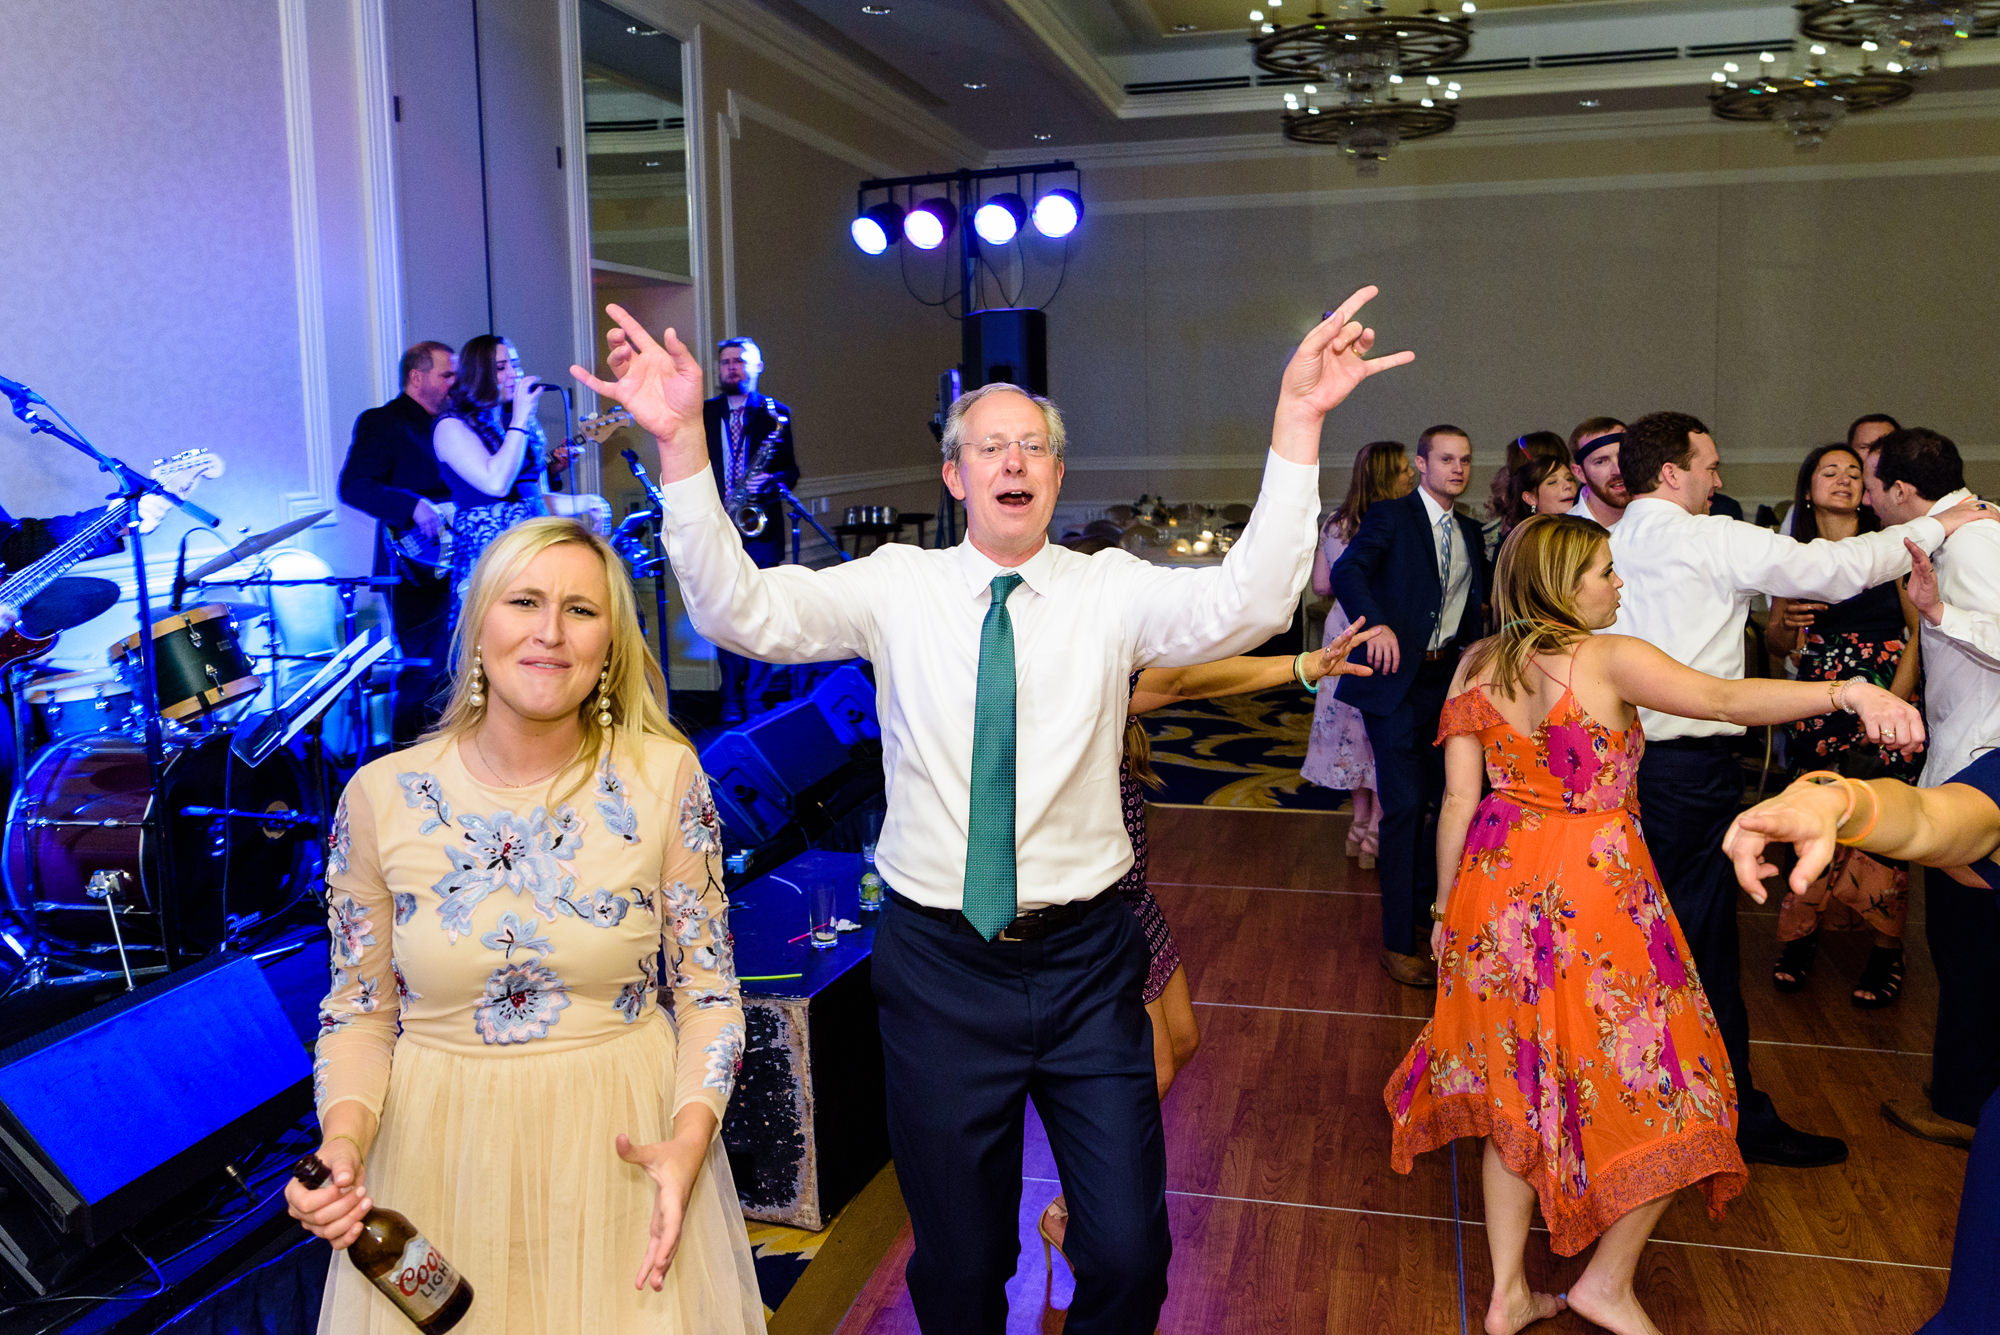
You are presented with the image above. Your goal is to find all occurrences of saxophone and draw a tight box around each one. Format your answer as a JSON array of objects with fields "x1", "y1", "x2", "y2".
[{"x1": 725, "y1": 407, "x2": 787, "y2": 538}]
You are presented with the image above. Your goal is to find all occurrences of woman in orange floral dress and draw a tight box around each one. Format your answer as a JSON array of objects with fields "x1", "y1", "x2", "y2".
[{"x1": 1384, "y1": 515, "x2": 1924, "y2": 1335}]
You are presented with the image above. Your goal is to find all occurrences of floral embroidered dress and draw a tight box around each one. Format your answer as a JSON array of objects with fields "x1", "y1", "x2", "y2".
[
  {"x1": 1384, "y1": 679, "x2": 1746, "y2": 1256},
  {"x1": 313, "y1": 734, "x2": 764, "y2": 1333}
]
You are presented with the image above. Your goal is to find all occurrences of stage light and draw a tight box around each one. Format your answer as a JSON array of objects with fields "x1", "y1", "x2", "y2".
[
  {"x1": 973, "y1": 192, "x2": 1027, "y2": 245},
  {"x1": 1031, "y1": 187, "x2": 1082, "y2": 238},
  {"x1": 904, "y1": 197, "x2": 956, "y2": 250},
  {"x1": 850, "y1": 201, "x2": 904, "y2": 255}
]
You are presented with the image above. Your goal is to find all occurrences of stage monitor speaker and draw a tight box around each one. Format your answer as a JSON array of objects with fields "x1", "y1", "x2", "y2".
[
  {"x1": 809, "y1": 664, "x2": 879, "y2": 746},
  {"x1": 963, "y1": 308, "x2": 1047, "y2": 395},
  {"x1": 0, "y1": 954, "x2": 310, "y2": 1269},
  {"x1": 703, "y1": 699, "x2": 863, "y2": 846}
]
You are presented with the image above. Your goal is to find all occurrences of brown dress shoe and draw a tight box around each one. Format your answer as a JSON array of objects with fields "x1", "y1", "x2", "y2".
[
  {"x1": 1882, "y1": 1097, "x2": 1975, "y2": 1149},
  {"x1": 1380, "y1": 947, "x2": 1437, "y2": 988}
]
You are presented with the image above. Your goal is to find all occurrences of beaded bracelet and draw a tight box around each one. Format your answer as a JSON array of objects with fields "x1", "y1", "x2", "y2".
[
  {"x1": 1295, "y1": 651, "x2": 1320, "y2": 695},
  {"x1": 1796, "y1": 769, "x2": 1856, "y2": 828}
]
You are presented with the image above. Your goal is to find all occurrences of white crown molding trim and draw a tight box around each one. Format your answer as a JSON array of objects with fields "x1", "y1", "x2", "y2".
[
  {"x1": 993, "y1": 89, "x2": 2000, "y2": 169},
  {"x1": 558, "y1": 0, "x2": 602, "y2": 495},
  {"x1": 610, "y1": 0, "x2": 982, "y2": 168},
  {"x1": 1062, "y1": 445, "x2": 1832, "y2": 471},
  {"x1": 994, "y1": 0, "x2": 1126, "y2": 116},
  {"x1": 722, "y1": 89, "x2": 907, "y2": 180},
  {"x1": 278, "y1": 0, "x2": 334, "y2": 524},
  {"x1": 793, "y1": 465, "x2": 939, "y2": 498},
  {"x1": 353, "y1": 0, "x2": 402, "y2": 406},
  {"x1": 1084, "y1": 151, "x2": 2000, "y2": 215}
]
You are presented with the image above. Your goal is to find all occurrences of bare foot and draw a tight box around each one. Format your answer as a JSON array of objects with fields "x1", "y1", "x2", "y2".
[
  {"x1": 1483, "y1": 1284, "x2": 1567, "y2": 1335},
  {"x1": 1567, "y1": 1275, "x2": 1664, "y2": 1335}
]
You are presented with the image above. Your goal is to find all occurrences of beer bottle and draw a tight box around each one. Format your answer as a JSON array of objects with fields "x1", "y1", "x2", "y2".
[{"x1": 292, "y1": 1154, "x2": 474, "y2": 1332}]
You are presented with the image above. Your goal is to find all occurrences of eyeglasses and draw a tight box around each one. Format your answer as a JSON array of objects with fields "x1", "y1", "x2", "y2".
[{"x1": 969, "y1": 435, "x2": 1054, "y2": 460}]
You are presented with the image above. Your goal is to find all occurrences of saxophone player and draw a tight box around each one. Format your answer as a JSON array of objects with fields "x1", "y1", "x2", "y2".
[{"x1": 703, "y1": 336, "x2": 799, "y2": 721}]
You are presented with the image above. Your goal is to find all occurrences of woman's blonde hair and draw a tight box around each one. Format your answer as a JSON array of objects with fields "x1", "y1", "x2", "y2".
[
  {"x1": 426, "y1": 517, "x2": 688, "y2": 800},
  {"x1": 1458, "y1": 513, "x2": 1609, "y2": 700},
  {"x1": 1329, "y1": 440, "x2": 1410, "y2": 542}
]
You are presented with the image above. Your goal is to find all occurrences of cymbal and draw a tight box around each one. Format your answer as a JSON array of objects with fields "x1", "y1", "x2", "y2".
[
  {"x1": 187, "y1": 509, "x2": 331, "y2": 583},
  {"x1": 18, "y1": 577, "x2": 121, "y2": 636}
]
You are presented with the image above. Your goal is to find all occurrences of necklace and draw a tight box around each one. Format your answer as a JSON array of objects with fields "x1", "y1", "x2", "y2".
[{"x1": 471, "y1": 729, "x2": 570, "y2": 789}]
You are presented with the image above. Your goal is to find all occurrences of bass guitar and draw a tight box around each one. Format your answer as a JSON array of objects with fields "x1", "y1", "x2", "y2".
[
  {"x1": 382, "y1": 500, "x2": 458, "y2": 573},
  {"x1": 0, "y1": 449, "x2": 225, "y2": 672}
]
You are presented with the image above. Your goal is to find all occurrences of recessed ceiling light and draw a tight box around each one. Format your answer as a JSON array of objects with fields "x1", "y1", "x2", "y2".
[
  {"x1": 1033, "y1": 132, "x2": 1053, "y2": 141},
  {"x1": 962, "y1": 81, "x2": 987, "y2": 90},
  {"x1": 860, "y1": 4, "x2": 892, "y2": 13},
  {"x1": 1577, "y1": 98, "x2": 1600, "y2": 108},
  {"x1": 1172, "y1": 22, "x2": 1198, "y2": 31},
  {"x1": 624, "y1": 24, "x2": 664, "y2": 37}
]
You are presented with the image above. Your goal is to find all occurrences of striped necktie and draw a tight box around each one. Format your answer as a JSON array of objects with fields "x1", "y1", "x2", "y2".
[{"x1": 963, "y1": 573, "x2": 1025, "y2": 940}]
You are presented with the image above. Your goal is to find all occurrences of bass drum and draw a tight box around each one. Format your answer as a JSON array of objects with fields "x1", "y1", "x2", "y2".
[{"x1": 3, "y1": 734, "x2": 314, "y2": 953}]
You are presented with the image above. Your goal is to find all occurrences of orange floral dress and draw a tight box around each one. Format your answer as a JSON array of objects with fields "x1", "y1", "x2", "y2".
[{"x1": 1384, "y1": 681, "x2": 1746, "y2": 1255}]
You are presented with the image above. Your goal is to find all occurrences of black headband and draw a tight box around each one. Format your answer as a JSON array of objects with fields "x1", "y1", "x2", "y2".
[{"x1": 1573, "y1": 430, "x2": 1624, "y2": 464}]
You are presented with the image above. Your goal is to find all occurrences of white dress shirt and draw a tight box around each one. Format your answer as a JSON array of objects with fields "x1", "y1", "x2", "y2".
[
  {"x1": 1569, "y1": 490, "x2": 1623, "y2": 528},
  {"x1": 656, "y1": 452, "x2": 1318, "y2": 910},
  {"x1": 1605, "y1": 496, "x2": 1945, "y2": 740},
  {"x1": 1916, "y1": 489, "x2": 2000, "y2": 786},
  {"x1": 1417, "y1": 487, "x2": 1472, "y2": 651}
]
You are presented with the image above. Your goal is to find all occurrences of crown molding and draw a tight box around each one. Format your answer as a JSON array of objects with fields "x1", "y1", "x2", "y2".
[
  {"x1": 656, "y1": 0, "x2": 984, "y2": 169},
  {"x1": 994, "y1": 0, "x2": 1127, "y2": 115},
  {"x1": 795, "y1": 464, "x2": 939, "y2": 498}
]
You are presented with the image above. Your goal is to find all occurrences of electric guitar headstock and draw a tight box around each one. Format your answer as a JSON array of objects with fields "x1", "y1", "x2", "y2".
[
  {"x1": 153, "y1": 448, "x2": 226, "y2": 496},
  {"x1": 575, "y1": 408, "x2": 633, "y2": 445}
]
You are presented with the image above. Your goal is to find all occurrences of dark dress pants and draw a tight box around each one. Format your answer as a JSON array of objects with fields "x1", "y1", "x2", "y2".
[
  {"x1": 1925, "y1": 865, "x2": 2000, "y2": 1125},
  {"x1": 718, "y1": 530, "x2": 786, "y2": 716},
  {"x1": 1361, "y1": 655, "x2": 1455, "y2": 955},
  {"x1": 388, "y1": 567, "x2": 452, "y2": 748},
  {"x1": 1918, "y1": 1085, "x2": 2000, "y2": 1333},
  {"x1": 1635, "y1": 742, "x2": 1779, "y2": 1139},
  {"x1": 872, "y1": 893, "x2": 1170, "y2": 1335}
]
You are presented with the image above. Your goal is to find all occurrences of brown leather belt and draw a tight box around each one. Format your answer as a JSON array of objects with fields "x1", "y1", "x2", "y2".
[
  {"x1": 887, "y1": 888, "x2": 1114, "y2": 942},
  {"x1": 1423, "y1": 644, "x2": 1460, "y2": 663}
]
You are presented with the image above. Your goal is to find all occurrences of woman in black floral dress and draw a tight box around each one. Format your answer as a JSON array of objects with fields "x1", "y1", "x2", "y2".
[{"x1": 1765, "y1": 442, "x2": 1923, "y2": 1006}]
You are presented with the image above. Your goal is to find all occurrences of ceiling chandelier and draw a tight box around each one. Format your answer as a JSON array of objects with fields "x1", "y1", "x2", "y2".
[
  {"x1": 1250, "y1": 1, "x2": 1476, "y2": 174},
  {"x1": 1708, "y1": 46, "x2": 1916, "y2": 149},
  {"x1": 1797, "y1": 0, "x2": 2000, "y2": 75}
]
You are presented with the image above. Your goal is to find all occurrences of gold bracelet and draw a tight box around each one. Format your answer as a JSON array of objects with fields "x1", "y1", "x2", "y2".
[
  {"x1": 322, "y1": 1132, "x2": 365, "y2": 1162},
  {"x1": 1429, "y1": 902, "x2": 1446, "y2": 923}
]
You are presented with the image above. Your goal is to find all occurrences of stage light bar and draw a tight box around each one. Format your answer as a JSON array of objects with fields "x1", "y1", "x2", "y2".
[
  {"x1": 904, "y1": 197, "x2": 957, "y2": 250},
  {"x1": 1031, "y1": 187, "x2": 1082, "y2": 239},
  {"x1": 972, "y1": 192, "x2": 1028, "y2": 245},
  {"x1": 850, "y1": 201, "x2": 904, "y2": 255}
]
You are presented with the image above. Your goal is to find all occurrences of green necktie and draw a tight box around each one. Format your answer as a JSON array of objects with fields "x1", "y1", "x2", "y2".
[{"x1": 963, "y1": 572, "x2": 1025, "y2": 940}]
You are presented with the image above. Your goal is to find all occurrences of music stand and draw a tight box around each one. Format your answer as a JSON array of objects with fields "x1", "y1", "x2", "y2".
[{"x1": 232, "y1": 630, "x2": 391, "y2": 768}]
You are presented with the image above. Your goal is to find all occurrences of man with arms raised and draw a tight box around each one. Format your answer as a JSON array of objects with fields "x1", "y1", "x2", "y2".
[
  {"x1": 1567, "y1": 416, "x2": 1628, "y2": 528},
  {"x1": 574, "y1": 290, "x2": 1411, "y2": 1333},
  {"x1": 1607, "y1": 411, "x2": 1990, "y2": 1169},
  {"x1": 1864, "y1": 428, "x2": 2000, "y2": 1149}
]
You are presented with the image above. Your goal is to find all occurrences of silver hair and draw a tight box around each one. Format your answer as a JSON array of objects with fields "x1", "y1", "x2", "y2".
[{"x1": 939, "y1": 383, "x2": 1067, "y2": 465}]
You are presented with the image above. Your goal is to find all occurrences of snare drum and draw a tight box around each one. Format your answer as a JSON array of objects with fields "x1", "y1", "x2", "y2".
[
  {"x1": 24, "y1": 667, "x2": 136, "y2": 738},
  {"x1": 108, "y1": 603, "x2": 260, "y2": 720},
  {"x1": 2, "y1": 733, "x2": 313, "y2": 951}
]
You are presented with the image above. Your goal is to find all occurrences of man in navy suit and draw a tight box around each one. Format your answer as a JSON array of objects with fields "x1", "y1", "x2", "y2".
[
  {"x1": 1331, "y1": 425, "x2": 1486, "y2": 986},
  {"x1": 701, "y1": 337, "x2": 801, "y2": 721}
]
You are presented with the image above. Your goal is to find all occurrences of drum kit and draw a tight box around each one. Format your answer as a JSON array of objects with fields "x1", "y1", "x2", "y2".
[{"x1": 0, "y1": 504, "x2": 358, "y2": 989}]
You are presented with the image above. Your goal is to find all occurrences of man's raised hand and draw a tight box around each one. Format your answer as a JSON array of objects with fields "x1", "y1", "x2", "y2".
[
  {"x1": 1280, "y1": 286, "x2": 1415, "y2": 421},
  {"x1": 570, "y1": 305, "x2": 706, "y2": 446}
]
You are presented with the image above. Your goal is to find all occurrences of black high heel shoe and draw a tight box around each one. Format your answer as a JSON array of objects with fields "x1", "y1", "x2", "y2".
[
  {"x1": 1852, "y1": 945, "x2": 1905, "y2": 1009},
  {"x1": 1773, "y1": 931, "x2": 1818, "y2": 993}
]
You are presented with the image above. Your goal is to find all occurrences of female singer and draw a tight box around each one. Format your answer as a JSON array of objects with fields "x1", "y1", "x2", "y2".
[
  {"x1": 434, "y1": 336, "x2": 611, "y2": 606},
  {"x1": 285, "y1": 516, "x2": 764, "y2": 1333}
]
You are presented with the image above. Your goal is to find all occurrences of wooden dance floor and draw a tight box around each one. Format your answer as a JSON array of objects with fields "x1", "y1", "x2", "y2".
[{"x1": 833, "y1": 805, "x2": 1959, "y2": 1333}]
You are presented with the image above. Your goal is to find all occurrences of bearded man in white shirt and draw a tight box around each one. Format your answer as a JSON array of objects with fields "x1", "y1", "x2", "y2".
[
  {"x1": 1605, "y1": 411, "x2": 1992, "y2": 1170},
  {"x1": 1863, "y1": 428, "x2": 2000, "y2": 1149},
  {"x1": 572, "y1": 290, "x2": 1412, "y2": 1334},
  {"x1": 1566, "y1": 417, "x2": 1628, "y2": 528}
]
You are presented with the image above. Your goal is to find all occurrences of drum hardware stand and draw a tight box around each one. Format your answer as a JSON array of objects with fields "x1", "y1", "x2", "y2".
[
  {"x1": 84, "y1": 869, "x2": 136, "y2": 990},
  {"x1": 2, "y1": 377, "x2": 222, "y2": 969}
]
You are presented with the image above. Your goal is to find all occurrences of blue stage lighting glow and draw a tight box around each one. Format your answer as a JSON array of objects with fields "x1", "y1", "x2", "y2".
[
  {"x1": 973, "y1": 193, "x2": 1027, "y2": 246},
  {"x1": 850, "y1": 201, "x2": 903, "y2": 256},
  {"x1": 1031, "y1": 188, "x2": 1082, "y2": 239},
  {"x1": 904, "y1": 197, "x2": 955, "y2": 251}
]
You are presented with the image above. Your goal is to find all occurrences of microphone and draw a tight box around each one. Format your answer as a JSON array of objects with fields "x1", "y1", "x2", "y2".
[
  {"x1": 524, "y1": 379, "x2": 569, "y2": 398},
  {"x1": 0, "y1": 374, "x2": 45, "y2": 405}
]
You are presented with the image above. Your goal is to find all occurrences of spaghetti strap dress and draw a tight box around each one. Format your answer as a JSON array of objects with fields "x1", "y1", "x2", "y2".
[{"x1": 1384, "y1": 672, "x2": 1746, "y2": 1255}]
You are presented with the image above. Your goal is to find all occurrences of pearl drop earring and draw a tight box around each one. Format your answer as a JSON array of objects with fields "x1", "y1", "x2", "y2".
[
  {"x1": 595, "y1": 665, "x2": 613, "y2": 730},
  {"x1": 469, "y1": 646, "x2": 486, "y2": 708}
]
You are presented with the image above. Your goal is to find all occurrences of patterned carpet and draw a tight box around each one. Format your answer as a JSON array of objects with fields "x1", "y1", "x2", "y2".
[
  {"x1": 1141, "y1": 687, "x2": 1350, "y2": 810},
  {"x1": 748, "y1": 1215, "x2": 832, "y2": 1318}
]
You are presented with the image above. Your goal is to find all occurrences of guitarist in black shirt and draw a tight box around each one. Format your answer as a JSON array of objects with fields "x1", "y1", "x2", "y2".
[{"x1": 337, "y1": 339, "x2": 456, "y2": 745}]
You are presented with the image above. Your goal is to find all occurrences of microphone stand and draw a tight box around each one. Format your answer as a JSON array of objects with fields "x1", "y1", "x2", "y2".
[
  {"x1": 3, "y1": 378, "x2": 223, "y2": 970},
  {"x1": 773, "y1": 483, "x2": 850, "y2": 564}
]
